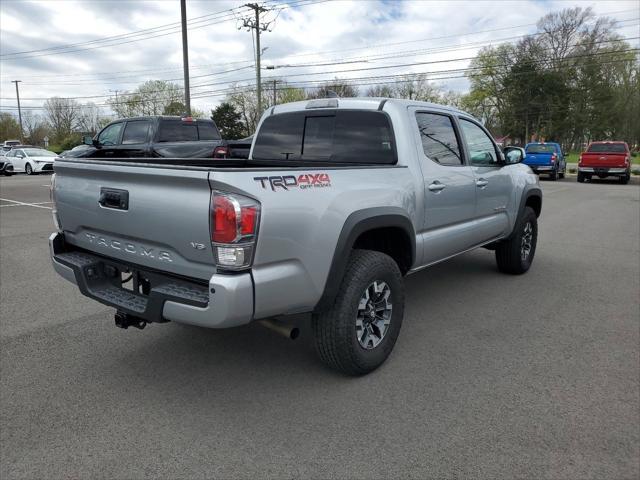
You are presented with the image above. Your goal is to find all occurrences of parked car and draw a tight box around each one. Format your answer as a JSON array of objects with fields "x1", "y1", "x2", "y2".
[
  {"x1": 0, "y1": 156, "x2": 14, "y2": 176},
  {"x1": 213, "y1": 135, "x2": 253, "y2": 159},
  {"x1": 578, "y1": 141, "x2": 631, "y2": 184},
  {"x1": 74, "y1": 116, "x2": 224, "y2": 159},
  {"x1": 2, "y1": 139, "x2": 21, "y2": 154},
  {"x1": 50, "y1": 98, "x2": 542, "y2": 375},
  {"x1": 523, "y1": 142, "x2": 566, "y2": 180},
  {"x1": 5, "y1": 147, "x2": 56, "y2": 174}
]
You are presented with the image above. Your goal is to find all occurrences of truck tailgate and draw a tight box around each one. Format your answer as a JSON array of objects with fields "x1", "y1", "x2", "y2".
[
  {"x1": 580, "y1": 153, "x2": 627, "y2": 167},
  {"x1": 524, "y1": 152, "x2": 553, "y2": 166},
  {"x1": 54, "y1": 160, "x2": 215, "y2": 281}
]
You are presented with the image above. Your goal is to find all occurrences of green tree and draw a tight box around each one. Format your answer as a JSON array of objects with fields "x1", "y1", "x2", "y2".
[
  {"x1": 0, "y1": 113, "x2": 22, "y2": 141},
  {"x1": 211, "y1": 102, "x2": 245, "y2": 140}
]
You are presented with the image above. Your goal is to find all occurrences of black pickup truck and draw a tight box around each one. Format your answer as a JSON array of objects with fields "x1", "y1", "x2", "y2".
[{"x1": 75, "y1": 116, "x2": 223, "y2": 159}]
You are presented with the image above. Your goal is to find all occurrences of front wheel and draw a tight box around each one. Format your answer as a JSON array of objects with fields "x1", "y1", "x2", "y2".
[
  {"x1": 25, "y1": 163, "x2": 34, "y2": 175},
  {"x1": 312, "y1": 250, "x2": 404, "y2": 376},
  {"x1": 495, "y1": 206, "x2": 538, "y2": 275}
]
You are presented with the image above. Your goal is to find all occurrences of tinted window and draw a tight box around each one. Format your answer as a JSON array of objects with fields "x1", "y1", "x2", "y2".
[
  {"x1": 98, "y1": 122, "x2": 123, "y2": 146},
  {"x1": 252, "y1": 110, "x2": 395, "y2": 164},
  {"x1": 197, "y1": 122, "x2": 221, "y2": 140},
  {"x1": 122, "y1": 120, "x2": 151, "y2": 144},
  {"x1": 460, "y1": 119, "x2": 498, "y2": 166},
  {"x1": 587, "y1": 143, "x2": 627, "y2": 153},
  {"x1": 415, "y1": 113, "x2": 462, "y2": 166},
  {"x1": 157, "y1": 120, "x2": 221, "y2": 142},
  {"x1": 303, "y1": 116, "x2": 334, "y2": 159},
  {"x1": 526, "y1": 144, "x2": 555, "y2": 154},
  {"x1": 158, "y1": 120, "x2": 198, "y2": 142}
]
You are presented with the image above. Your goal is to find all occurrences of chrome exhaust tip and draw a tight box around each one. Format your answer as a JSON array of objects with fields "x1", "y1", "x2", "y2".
[{"x1": 258, "y1": 319, "x2": 299, "y2": 340}]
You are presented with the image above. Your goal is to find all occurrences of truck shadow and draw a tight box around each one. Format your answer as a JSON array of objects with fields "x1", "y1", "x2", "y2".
[{"x1": 104, "y1": 249, "x2": 502, "y2": 388}]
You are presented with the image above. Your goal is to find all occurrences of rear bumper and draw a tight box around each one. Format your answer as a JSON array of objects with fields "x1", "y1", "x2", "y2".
[
  {"x1": 49, "y1": 232, "x2": 253, "y2": 328},
  {"x1": 578, "y1": 167, "x2": 627, "y2": 175},
  {"x1": 528, "y1": 165, "x2": 554, "y2": 172}
]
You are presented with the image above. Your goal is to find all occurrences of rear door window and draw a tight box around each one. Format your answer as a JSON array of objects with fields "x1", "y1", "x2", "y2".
[
  {"x1": 415, "y1": 112, "x2": 463, "y2": 166},
  {"x1": 252, "y1": 110, "x2": 396, "y2": 164},
  {"x1": 157, "y1": 120, "x2": 221, "y2": 142},
  {"x1": 122, "y1": 120, "x2": 151, "y2": 145}
]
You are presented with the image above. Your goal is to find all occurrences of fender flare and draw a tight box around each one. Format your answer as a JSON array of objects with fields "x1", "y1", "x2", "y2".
[
  {"x1": 314, "y1": 207, "x2": 416, "y2": 313},
  {"x1": 519, "y1": 187, "x2": 542, "y2": 219}
]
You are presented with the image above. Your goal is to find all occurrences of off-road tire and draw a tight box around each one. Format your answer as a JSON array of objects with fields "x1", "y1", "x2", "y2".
[
  {"x1": 495, "y1": 206, "x2": 538, "y2": 275},
  {"x1": 312, "y1": 249, "x2": 404, "y2": 376}
]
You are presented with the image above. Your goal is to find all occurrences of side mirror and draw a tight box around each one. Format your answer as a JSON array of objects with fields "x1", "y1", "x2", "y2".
[
  {"x1": 83, "y1": 135, "x2": 95, "y2": 146},
  {"x1": 503, "y1": 147, "x2": 524, "y2": 164}
]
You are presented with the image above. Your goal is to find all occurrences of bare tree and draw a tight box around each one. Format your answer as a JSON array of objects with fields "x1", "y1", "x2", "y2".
[
  {"x1": 107, "y1": 80, "x2": 184, "y2": 118},
  {"x1": 44, "y1": 97, "x2": 80, "y2": 143},
  {"x1": 22, "y1": 112, "x2": 50, "y2": 145},
  {"x1": 76, "y1": 102, "x2": 106, "y2": 134}
]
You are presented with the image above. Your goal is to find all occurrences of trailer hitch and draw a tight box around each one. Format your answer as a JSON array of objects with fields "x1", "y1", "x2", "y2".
[{"x1": 114, "y1": 311, "x2": 147, "y2": 330}]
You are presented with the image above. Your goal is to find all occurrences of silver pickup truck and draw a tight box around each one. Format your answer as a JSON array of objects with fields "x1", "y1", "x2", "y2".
[{"x1": 50, "y1": 98, "x2": 542, "y2": 375}]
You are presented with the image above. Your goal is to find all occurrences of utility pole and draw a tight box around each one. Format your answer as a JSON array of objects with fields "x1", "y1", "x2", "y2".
[
  {"x1": 180, "y1": 0, "x2": 191, "y2": 115},
  {"x1": 272, "y1": 79, "x2": 277, "y2": 105},
  {"x1": 11, "y1": 80, "x2": 23, "y2": 141},
  {"x1": 243, "y1": 3, "x2": 271, "y2": 115}
]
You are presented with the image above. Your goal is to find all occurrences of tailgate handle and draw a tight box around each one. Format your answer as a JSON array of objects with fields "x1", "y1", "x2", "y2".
[{"x1": 99, "y1": 188, "x2": 129, "y2": 210}]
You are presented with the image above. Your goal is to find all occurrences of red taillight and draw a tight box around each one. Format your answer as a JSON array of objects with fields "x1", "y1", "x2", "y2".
[
  {"x1": 551, "y1": 153, "x2": 557, "y2": 163},
  {"x1": 213, "y1": 146, "x2": 228, "y2": 158},
  {"x1": 240, "y1": 206, "x2": 257, "y2": 235},
  {"x1": 211, "y1": 191, "x2": 260, "y2": 270},
  {"x1": 213, "y1": 195, "x2": 237, "y2": 243}
]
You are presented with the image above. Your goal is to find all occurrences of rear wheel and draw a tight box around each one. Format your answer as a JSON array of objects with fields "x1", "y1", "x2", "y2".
[
  {"x1": 312, "y1": 249, "x2": 404, "y2": 376},
  {"x1": 25, "y1": 163, "x2": 34, "y2": 175},
  {"x1": 549, "y1": 168, "x2": 558, "y2": 181},
  {"x1": 495, "y1": 206, "x2": 538, "y2": 275},
  {"x1": 620, "y1": 170, "x2": 630, "y2": 184},
  {"x1": 577, "y1": 172, "x2": 585, "y2": 183}
]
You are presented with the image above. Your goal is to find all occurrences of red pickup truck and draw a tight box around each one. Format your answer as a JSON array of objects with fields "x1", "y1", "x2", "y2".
[{"x1": 578, "y1": 141, "x2": 632, "y2": 184}]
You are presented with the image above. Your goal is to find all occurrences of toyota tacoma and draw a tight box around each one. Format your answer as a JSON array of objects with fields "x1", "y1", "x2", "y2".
[{"x1": 50, "y1": 98, "x2": 542, "y2": 375}]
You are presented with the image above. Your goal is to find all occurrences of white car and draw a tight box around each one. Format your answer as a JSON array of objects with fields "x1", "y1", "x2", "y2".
[{"x1": 4, "y1": 147, "x2": 57, "y2": 175}]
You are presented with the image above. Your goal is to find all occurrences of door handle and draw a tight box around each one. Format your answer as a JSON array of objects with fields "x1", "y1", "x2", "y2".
[
  {"x1": 476, "y1": 178, "x2": 489, "y2": 188},
  {"x1": 428, "y1": 181, "x2": 446, "y2": 192}
]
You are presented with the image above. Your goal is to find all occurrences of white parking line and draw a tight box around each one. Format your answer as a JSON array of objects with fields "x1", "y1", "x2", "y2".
[{"x1": 0, "y1": 198, "x2": 53, "y2": 210}]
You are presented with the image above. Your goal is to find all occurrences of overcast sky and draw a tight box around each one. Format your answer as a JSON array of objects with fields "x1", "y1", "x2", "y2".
[{"x1": 1, "y1": 0, "x2": 638, "y2": 118}]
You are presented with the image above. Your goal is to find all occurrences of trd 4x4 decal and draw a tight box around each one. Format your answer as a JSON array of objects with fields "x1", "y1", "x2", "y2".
[{"x1": 254, "y1": 173, "x2": 331, "y2": 191}]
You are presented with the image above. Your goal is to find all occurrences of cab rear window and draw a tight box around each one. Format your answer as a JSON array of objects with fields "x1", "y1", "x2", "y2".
[
  {"x1": 587, "y1": 143, "x2": 627, "y2": 153},
  {"x1": 526, "y1": 144, "x2": 555, "y2": 154},
  {"x1": 252, "y1": 110, "x2": 396, "y2": 164}
]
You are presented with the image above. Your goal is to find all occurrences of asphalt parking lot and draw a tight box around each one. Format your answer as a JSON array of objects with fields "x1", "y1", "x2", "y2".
[{"x1": 1, "y1": 173, "x2": 639, "y2": 479}]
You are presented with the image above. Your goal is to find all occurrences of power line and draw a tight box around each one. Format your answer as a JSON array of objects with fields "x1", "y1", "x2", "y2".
[{"x1": 0, "y1": 0, "x2": 328, "y2": 61}]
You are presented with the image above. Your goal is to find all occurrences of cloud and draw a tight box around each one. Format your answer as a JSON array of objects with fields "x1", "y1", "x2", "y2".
[{"x1": 1, "y1": 0, "x2": 638, "y2": 117}]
